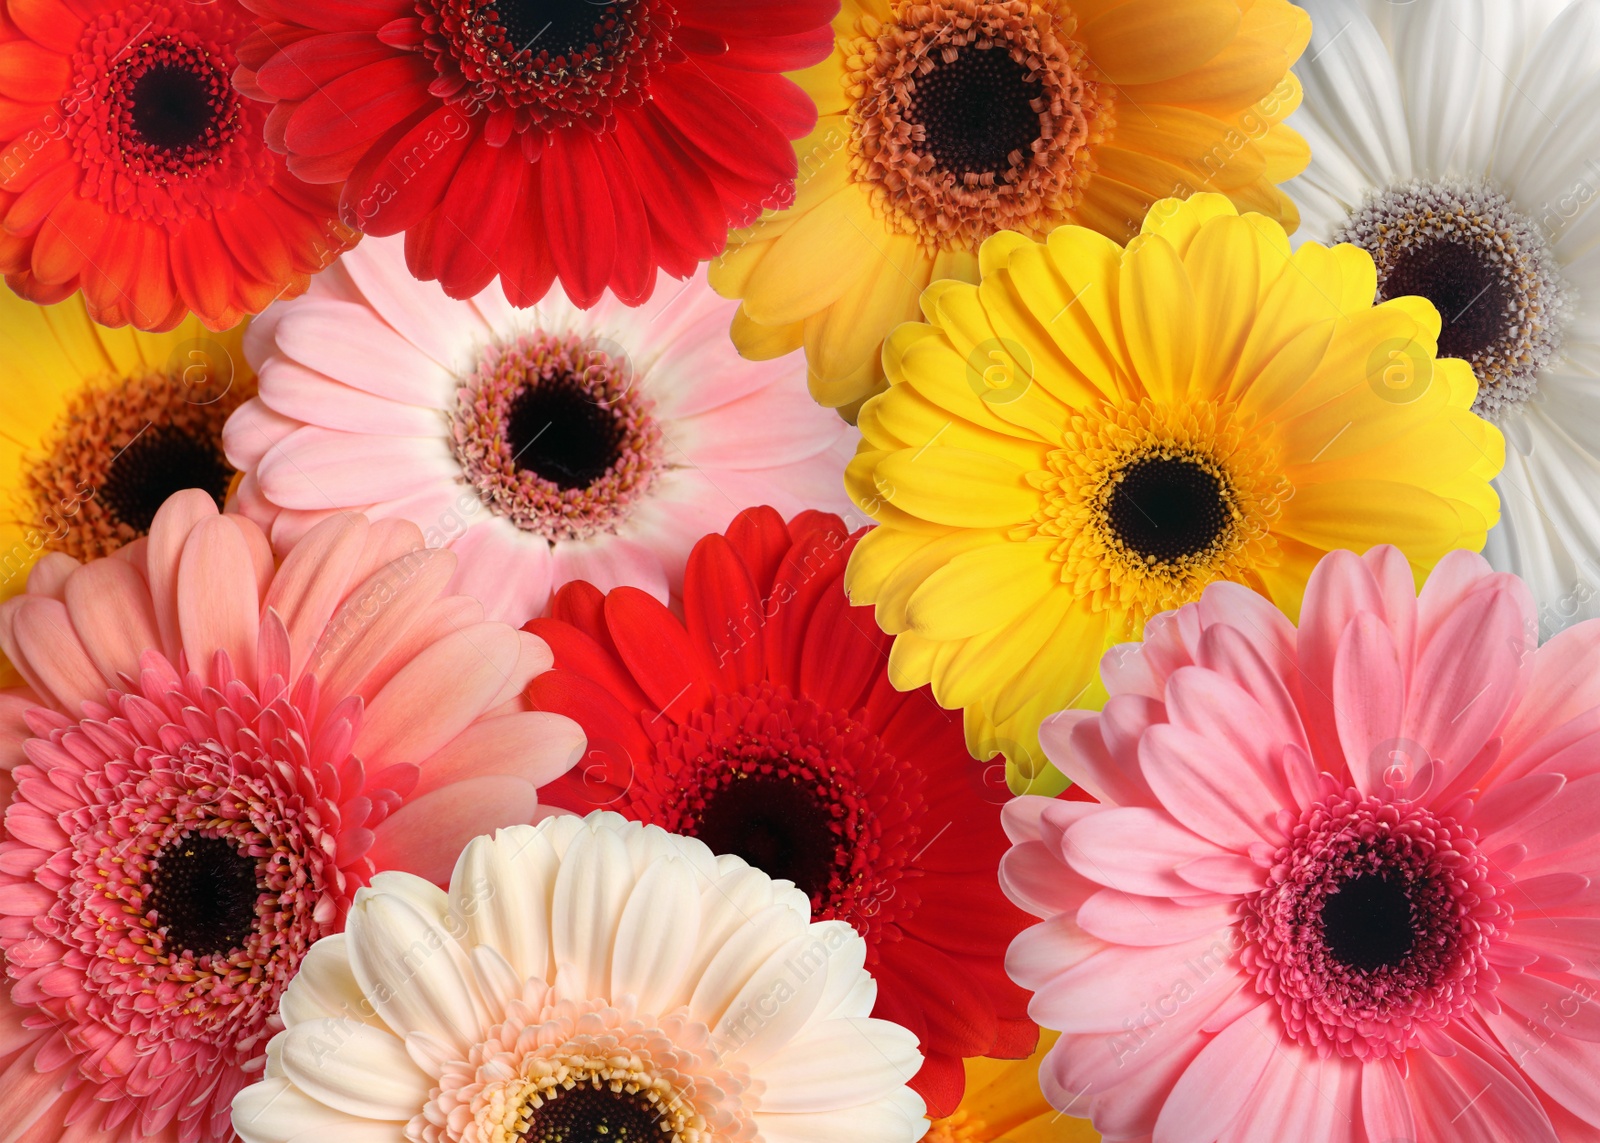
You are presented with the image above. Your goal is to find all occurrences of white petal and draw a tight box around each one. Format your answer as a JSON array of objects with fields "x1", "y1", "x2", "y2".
[
  {"x1": 279, "y1": 1019, "x2": 430, "y2": 1121},
  {"x1": 279, "y1": 936, "x2": 383, "y2": 1030},
  {"x1": 610, "y1": 854, "x2": 702, "y2": 1014},
  {"x1": 550, "y1": 818, "x2": 636, "y2": 999},
  {"x1": 449, "y1": 825, "x2": 560, "y2": 985},
  {"x1": 1292, "y1": 0, "x2": 1412, "y2": 185},
  {"x1": 232, "y1": 1078, "x2": 368, "y2": 1143},
  {"x1": 346, "y1": 891, "x2": 485, "y2": 1051},
  {"x1": 757, "y1": 1018, "x2": 923, "y2": 1113}
]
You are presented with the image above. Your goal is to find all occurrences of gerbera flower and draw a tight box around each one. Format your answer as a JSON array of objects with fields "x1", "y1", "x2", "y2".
[
  {"x1": 0, "y1": 290, "x2": 253, "y2": 615},
  {"x1": 844, "y1": 192, "x2": 1504, "y2": 790},
  {"x1": 232, "y1": 0, "x2": 835, "y2": 308},
  {"x1": 0, "y1": 490, "x2": 583, "y2": 1142},
  {"x1": 0, "y1": 0, "x2": 355, "y2": 331},
  {"x1": 1284, "y1": 0, "x2": 1600, "y2": 636},
  {"x1": 710, "y1": 0, "x2": 1314, "y2": 415},
  {"x1": 230, "y1": 812, "x2": 927, "y2": 1143},
  {"x1": 225, "y1": 236, "x2": 856, "y2": 627},
  {"x1": 925, "y1": 1030, "x2": 1099, "y2": 1143},
  {"x1": 521, "y1": 506, "x2": 1039, "y2": 1116},
  {"x1": 1007, "y1": 545, "x2": 1600, "y2": 1142}
]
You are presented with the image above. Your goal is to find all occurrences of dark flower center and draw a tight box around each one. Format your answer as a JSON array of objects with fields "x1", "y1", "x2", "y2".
[
  {"x1": 520, "y1": 1083, "x2": 666, "y2": 1143},
  {"x1": 1380, "y1": 239, "x2": 1512, "y2": 364},
  {"x1": 1106, "y1": 456, "x2": 1230, "y2": 565},
  {"x1": 102, "y1": 426, "x2": 233, "y2": 534},
  {"x1": 129, "y1": 62, "x2": 220, "y2": 152},
  {"x1": 493, "y1": 0, "x2": 630, "y2": 60},
  {"x1": 507, "y1": 375, "x2": 626, "y2": 490},
  {"x1": 910, "y1": 46, "x2": 1041, "y2": 177},
  {"x1": 148, "y1": 833, "x2": 262, "y2": 959},
  {"x1": 693, "y1": 774, "x2": 840, "y2": 901},
  {"x1": 1320, "y1": 873, "x2": 1416, "y2": 972}
]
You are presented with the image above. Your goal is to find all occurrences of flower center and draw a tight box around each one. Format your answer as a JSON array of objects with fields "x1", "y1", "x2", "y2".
[
  {"x1": 1028, "y1": 399, "x2": 1285, "y2": 629},
  {"x1": 418, "y1": 0, "x2": 673, "y2": 131},
  {"x1": 844, "y1": 0, "x2": 1110, "y2": 252},
  {"x1": 147, "y1": 832, "x2": 263, "y2": 959},
  {"x1": 452, "y1": 332, "x2": 664, "y2": 541},
  {"x1": 20, "y1": 365, "x2": 249, "y2": 561},
  {"x1": 129, "y1": 59, "x2": 223, "y2": 152},
  {"x1": 627, "y1": 683, "x2": 924, "y2": 947},
  {"x1": 1104, "y1": 455, "x2": 1231, "y2": 565},
  {"x1": 694, "y1": 774, "x2": 840, "y2": 901},
  {"x1": 518, "y1": 1083, "x2": 669, "y2": 1143},
  {"x1": 1332, "y1": 179, "x2": 1570, "y2": 421},
  {"x1": 1239, "y1": 790, "x2": 1509, "y2": 1058},
  {"x1": 69, "y1": 5, "x2": 271, "y2": 222}
]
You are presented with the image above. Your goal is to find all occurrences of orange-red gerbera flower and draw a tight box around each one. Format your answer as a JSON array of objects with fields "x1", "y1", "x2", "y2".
[{"x1": 0, "y1": 0, "x2": 356, "y2": 330}]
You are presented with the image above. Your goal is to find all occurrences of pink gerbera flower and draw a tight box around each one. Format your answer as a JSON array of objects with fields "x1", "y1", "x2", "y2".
[
  {"x1": 0, "y1": 491, "x2": 583, "y2": 1143},
  {"x1": 224, "y1": 235, "x2": 856, "y2": 625},
  {"x1": 1004, "y1": 545, "x2": 1600, "y2": 1142}
]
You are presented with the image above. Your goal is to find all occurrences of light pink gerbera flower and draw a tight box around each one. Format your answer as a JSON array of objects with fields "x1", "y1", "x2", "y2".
[
  {"x1": 1004, "y1": 545, "x2": 1600, "y2": 1142},
  {"x1": 224, "y1": 236, "x2": 856, "y2": 625},
  {"x1": 0, "y1": 490, "x2": 584, "y2": 1143}
]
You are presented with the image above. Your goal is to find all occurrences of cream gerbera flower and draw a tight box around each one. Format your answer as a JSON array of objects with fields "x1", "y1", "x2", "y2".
[{"x1": 231, "y1": 813, "x2": 928, "y2": 1143}]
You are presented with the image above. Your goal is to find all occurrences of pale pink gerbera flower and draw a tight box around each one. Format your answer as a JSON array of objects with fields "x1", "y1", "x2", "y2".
[
  {"x1": 224, "y1": 236, "x2": 856, "y2": 625},
  {"x1": 1004, "y1": 545, "x2": 1600, "y2": 1143},
  {"x1": 0, "y1": 491, "x2": 584, "y2": 1143}
]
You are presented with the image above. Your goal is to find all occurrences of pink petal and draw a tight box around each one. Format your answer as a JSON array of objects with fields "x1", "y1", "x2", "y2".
[
  {"x1": 1502, "y1": 619, "x2": 1600, "y2": 774},
  {"x1": 340, "y1": 236, "x2": 489, "y2": 370},
  {"x1": 1470, "y1": 772, "x2": 1567, "y2": 839},
  {"x1": 63, "y1": 558, "x2": 160, "y2": 686},
  {"x1": 1028, "y1": 934, "x2": 1230, "y2": 1034},
  {"x1": 1065, "y1": 807, "x2": 1231, "y2": 899},
  {"x1": 264, "y1": 513, "x2": 372, "y2": 680},
  {"x1": 674, "y1": 378, "x2": 848, "y2": 468},
  {"x1": 1407, "y1": 1027, "x2": 1557, "y2": 1142},
  {"x1": 309, "y1": 551, "x2": 461, "y2": 706},
  {"x1": 270, "y1": 298, "x2": 456, "y2": 407},
  {"x1": 1076, "y1": 889, "x2": 1233, "y2": 947},
  {"x1": 8, "y1": 598, "x2": 104, "y2": 714},
  {"x1": 1358, "y1": 1057, "x2": 1416, "y2": 1143},
  {"x1": 256, "y1": 427, "x2": 458, "y2": 510},
  {"x1": 1484, "y1": 1008, "x2": 1600, "y2": 1130},
  {"x1": 354, "y1": 623, "x2": 523, "y2": 769},
  {"x1": 1151, "y1": 1002, "x2": 1281, "y2": 1143},
  {"x1": 549, "y1": 534, "x2": 670, "y2": 603},
  {"x1": 445, "y1": 522, "x2": 554, "y2": 626},
  {"x1": 1295, "y1": 549, "x2": 1388, "y2": 770},
  {"x1": 1484, "y1": 773, "x2": 1600, "y2": 863},
  {"x1": 367, "y1": 775, "x2": 540, "y2": 884},
  {"x1": 257, "y1": 358, "x2": 446, "y2": 435},
  {"x1": 998, "y1": 838, "x2": 1094, "y2": 920},
  {"x1": 221, "y1": 396, "x2": 302, "y2": 472},
  {"x1": 1193, "y1": 622, "x2": 1308, "y2": 757},
  {"x1": 177, "y1": 516, "x2": 261, "y2": 687},
  {"x1": 1415, "y1": 548, "x2": 1500, "y2": 656},
  {"x1": 23, "y1": 554, "x2": 76, "y2": 599},
  {"x1": 1334, "y1": 611, "x2": 1405, "y2": 795},
  {"x1": 411, "y1": 711, "x2": 584, "y2": 798},
  {"x1": 145, "y1": 489, "x2": 222, "y2": 660},
  {"x1": 1080, "y1": 694, "x2": 1161, "y2": 806}
]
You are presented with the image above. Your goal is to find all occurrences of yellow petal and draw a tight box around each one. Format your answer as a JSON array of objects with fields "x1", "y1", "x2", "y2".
[
  {"x1": 1119, "y1": 231, "x2": 1196, "y2": 403},
  {"x1": 874, "y1": 445, "x2": 1039, "y2": 528},
  {"x1": 905, "y1": 539, "x2": 1059, "y2": 640}
]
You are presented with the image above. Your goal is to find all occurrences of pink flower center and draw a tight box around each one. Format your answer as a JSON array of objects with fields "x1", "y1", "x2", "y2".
[
  {"x1": 451, "y1": 331, "x2": 664, "y2": 541},
  {"x1": 418, "y1": 0, "x2": 676, "y2": 132},
  {"x1": 1239, "y1": 790, "x2": 1510, "y2": 1058},
  {"x1": 624, "y1": 683, "x2": 925, "y2": 955}
]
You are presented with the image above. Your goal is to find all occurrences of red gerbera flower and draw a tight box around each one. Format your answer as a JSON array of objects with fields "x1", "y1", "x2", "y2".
[
  {"x1": 522, "y1": 505, "x2": 1039, "y2": 1116},
  {"x1": 234, "y1": 0, "x2": 836, "y2": 307},
  {"x1": 0, "y1": 0, "x2": 355, "y2": 330}
]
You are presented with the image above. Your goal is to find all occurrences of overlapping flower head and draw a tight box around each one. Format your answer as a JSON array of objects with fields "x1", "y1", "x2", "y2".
[
  {"x1": 0, "y1": 292, "x2": 253, "y2": 621},
  {"x1": 0, "y1": 490, "x2": 582, "y2": 1142},
  {"x1": 225, "y1": 236, "x2": 855, "y2": 627},
  {"x1": 232, "y1": 0, "x2": 837, "y2": 308},
  {"x1": 0, "y1": 0, "x2": 355, "y2": 330},
  {"x1": 231, "y1": 813, "x2": 928, "y2": 1143},
  {"x1": 711, "y1": 0, "x2": 1313, "y2": 414},
  {"x1": 521, "y1": 506, "x2": 1042, "y2": 1116},
  {"x1": 845, "y1": 192, "x2": 1503, "y2": 790},
  {"x1": 1285, "y1": 0, "x2": 1600, "y2": 634},
  {"x1": 1006, "y1": 545, "x2": 1600, "y2": 1142}
]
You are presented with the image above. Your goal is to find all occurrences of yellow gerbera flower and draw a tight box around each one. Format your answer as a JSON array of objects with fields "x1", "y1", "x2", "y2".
[
  {"x1": 0, "y1": 290, "x2": 253, "y2": 616},
  {"x1": 928, "y1": 1030, "x2": 1098, "y2": 1142},
  {"x1": 844, "y1": 194, "x2": 1504, "y2": 791},
  {"x1": 711, "y1": 0, "x2": 1312, "y2": 416}
]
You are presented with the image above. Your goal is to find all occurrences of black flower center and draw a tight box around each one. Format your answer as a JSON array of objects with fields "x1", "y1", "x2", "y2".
[
  {"x1": 693, "y1": 774, "x2": 839, "y2": 901},
  {"x1": 1321, "y1": 873, "x2": 1417, "y2": 972},
  {"x1": 520, "y1": 1083, "x2": 666, "y2": 1143},
  {"x1": 493, "y1": 0, "x2": 628, "y2": 60},
  {"x1": 507, "y1": 375, "x2": 626, "y2": 490},
  {"x1": 1105, "y1": 456, "x2": 1230, "y2": 564},
  {"x1": 101, "y1": 426, "x2": 233, "y2": 534},
  {"x1": 1380, "y1": 239, "x2": 1512, "y2": 363},
  {"x1": 129, "y1": 62, "x2": 221, "y2": 152},
  {"x1": 148, "y1": 833, "x2": 263, "y2": 959},
  {"x1": 910, "y1": 45, "x2": 1041, "y2": 177}
]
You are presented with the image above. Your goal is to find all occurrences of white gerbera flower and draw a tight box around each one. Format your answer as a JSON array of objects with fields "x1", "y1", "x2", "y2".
[
  {"x1": 224, "y1": 236, "x2": 857, "y2": 626},
  {"x1": 230, "y1": 813, "x2": 926, "y2": 1143},
  {"x1": 1284, "y1": 0, "x2": 1600, "y2": 632}
]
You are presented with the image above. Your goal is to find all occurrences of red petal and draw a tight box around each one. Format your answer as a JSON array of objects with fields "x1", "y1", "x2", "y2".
[
  {"x1": 541, "y1": 127, "x2": 615, "y2": 307},
  {"x1": 684, "y1": 533, "x2": 766, "y2": 693},
  {"x1": 524, "y1": 619, "x2": 651, "y2": 713},
  {"x1": 496, "y1": 159, "x2": 557, "y2": 306},
  {"x1": 601, "y1": 588, "x2": 715, "y2": 722},
  {"x1": 340, "y1": 105, "x2": 473, "y2": 236},
  {"x1": 243, "y1": 0, "x2": 413, "y2": 33},
  {"x1": 719, "y1": 26, "x2": 836, "y2": 72},
  {"x1": 525, "y1": 671, "x2": 654, "y2": 812},
  {"x1": 257, "y1": 31, "x2": 398, "y2": 101},
  {"x1": 594, "y1": 133, "x2": 653, "y2": 304},
  {"x1": 430, "y1": 132, "x2": 526, "y2": 298},
  {"x1": 283, "y1": 54, "x2": 436, "y2": 155},
  {"x1": 610, "y1": 111, "x2": 725, "y2": 269},
  {"x1": 676, "y1": 0, "x2": 839, "y2": 37}
]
